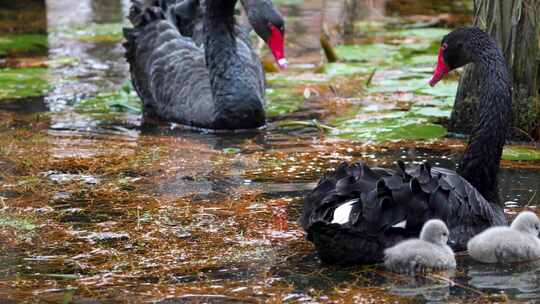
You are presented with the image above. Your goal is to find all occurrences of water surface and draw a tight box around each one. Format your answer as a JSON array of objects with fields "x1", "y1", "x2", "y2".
[{"x1": 0, "y1": 0, "x2": 539, "y2": 302}]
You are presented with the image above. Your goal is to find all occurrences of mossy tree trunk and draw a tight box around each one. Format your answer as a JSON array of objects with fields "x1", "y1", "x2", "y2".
[{"x1": 450, "y1": 0, "x2": 540, "y2": 141}]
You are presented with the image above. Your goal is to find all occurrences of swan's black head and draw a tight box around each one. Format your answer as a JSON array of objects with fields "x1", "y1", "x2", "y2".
[
  {"x1": 243, "y1": 0, "x2": 287, "y2": 69},
  {"x1": 430, "y1": 27, "x2": 491, "y2": 86}
]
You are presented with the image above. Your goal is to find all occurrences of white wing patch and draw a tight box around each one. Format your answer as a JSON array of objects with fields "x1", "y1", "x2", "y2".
[
  {"x1": 331, "y1": 199, "x2": 358, "y2": 224},
  {"x1": 392, "y1": 220, "x2": 407, "y2": 229}
]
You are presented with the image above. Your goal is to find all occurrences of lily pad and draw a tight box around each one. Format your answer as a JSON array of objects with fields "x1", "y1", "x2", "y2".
[
  {"x1": 54, "y1": 23, "x2": 124, "y2": 44},
  {"x1": 369, "y1": 74, "x2": 457, "y2": 98},
  {"x1": 0, "y1": 67, "x2": 50, "y2": 100},
  {"x1": 502, "y1": 146, "x2": 540, "y2": 161},
  {"x1": 332, "y1": 113, "x2": 447, "y2": 142},
  {"x1": 74, "y1": 84, "x2": 142, "y2": 114},
  {"x1": 411, "y1": 106, "x2": 451, "y2": 118},
  {"x1": 335, "y1": 44, "x2": 399, "y2": 64},
  {"x1": 322, "y1": 63, "x2": 370, "y2": 77},
  {"x1": 392, "y1": 28, "x2": 451, "y2": 41},
  {"x1": 417, "y1": 81, "x2": 458, "y2": 97},
  {"x1": 0, "y1": 34, "x2": 48, "y2": 57},
  {"x1": 266, "y1": 87, "x2": 304, "y2": 117}
]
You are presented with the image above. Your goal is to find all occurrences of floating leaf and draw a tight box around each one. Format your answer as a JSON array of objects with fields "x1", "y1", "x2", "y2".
[
  {"x1": 74, "y1": 84, "x2": 142, "y2": 114},
  {"x1": 266, "y1": 86, "x2": 304, "y2": 117},
  {"x1": 502, "y1": 146, "x2": 540, "y2": 161},
  {"x1": 322, "y1": 63, "x2": 370, "y2": 77},
  {"x1": 335, "y1": 44, "x2": 399, "y2": 64},
  {"x1": 0, "y1": 67, "x2": 50, "y2": 100},
  {"x1": 223, "y1": 148, "x2": 241, "y2": 154},
  {"x1": 0, "y1": 34, "x2": 48, "y2": 57},
  {"x1": 332, "y1": 113, "x2": 447, "y2": 142},
  {"x1": 53, "y1": 23, "x2": 124, "y2": 44}
]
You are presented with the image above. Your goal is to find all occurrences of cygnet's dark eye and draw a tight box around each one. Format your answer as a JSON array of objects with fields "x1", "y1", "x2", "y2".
[{"x1": 442, "y1": 232, "x2": 448, "y2": 237}]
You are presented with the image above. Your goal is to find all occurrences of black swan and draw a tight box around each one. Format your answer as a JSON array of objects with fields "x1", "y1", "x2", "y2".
[
  {"x1": 124, "y1": 0, "x2": 286, "y2": 130},
  {"x1": 300, "y1": 27, "x2": 511, "y2": 265}
]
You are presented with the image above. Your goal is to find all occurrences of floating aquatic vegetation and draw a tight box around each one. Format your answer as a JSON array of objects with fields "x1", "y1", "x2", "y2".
[
  {"x1": 73, "y1": 84, "x2": 142, "y2": 114},
  {"x1": 336, "y1": 44, "x2": 399, "y2": 65},
  {"x1": 0, "y1": 34, "x2": 48, "y2": 58},
  {"x1": 52, "y1": 23, "x2": 125, "y2": 44},
  {"x1": 333, "y1": 112, "x2": 447, "y2": 142},
  {"x1": 266, "y1": 86, "x2": 305, "y2": 117},
  {"x1": 322, "y1": 62, "x2": 371, "y2": 77},
  {"x1": 0, "y1": 67, "x2": 50, "y2": 100},
  {"x1": 503, "y1": 146, "x2": 540, "y2": 161}
]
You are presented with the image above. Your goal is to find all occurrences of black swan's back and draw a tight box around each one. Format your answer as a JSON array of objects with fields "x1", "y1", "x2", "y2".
[
  {"x1": 301, "y1": 27, "x2": 512, "y2": 265},
  {"x1": 124, "y1": 0, "x2": 266, "y2": 130},
  {"x1": 300, "y1": 161, "x2": 506, "y2": 264}
]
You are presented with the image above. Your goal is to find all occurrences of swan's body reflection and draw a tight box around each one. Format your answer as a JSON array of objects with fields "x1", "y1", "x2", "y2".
[
  {"x1": 467, "y1": 263, "x2": 540, "y2": 298},
  {"x1": 387, "y1": 272, "x2": 454, "y2": 302}
]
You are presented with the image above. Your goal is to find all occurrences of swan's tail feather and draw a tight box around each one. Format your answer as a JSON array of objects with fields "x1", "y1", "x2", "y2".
[
  {"x1": 127, "y1": 0, "x2": 166, "y2": 28},
  {"x1": 128, "y1": 0, "x2": 145, "y2": 25},
  {"x1": 124, "y1": 0, "x2": 168, "y2": 68}
]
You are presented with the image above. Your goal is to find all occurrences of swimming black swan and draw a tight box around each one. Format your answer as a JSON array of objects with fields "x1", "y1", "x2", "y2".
[
  {"x1": 300, "y1": 27, "x2": 511, "y2": 265},
  {"x1": 124, "y1": 0, "x2": 286, "y2": 130},
  {"x1": 148, "y1": 0, "x2": 286, "y2": 65}
]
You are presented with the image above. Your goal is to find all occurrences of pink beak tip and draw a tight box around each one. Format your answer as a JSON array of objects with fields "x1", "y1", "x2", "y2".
[{"x1": 278, "y1": 58, "x2": 288, "y2": 69}]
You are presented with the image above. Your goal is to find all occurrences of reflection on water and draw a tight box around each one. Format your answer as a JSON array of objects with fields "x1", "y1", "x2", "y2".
[
  {"x1": 387, "y1": 275, "x2": 452, "y2": 302},
  {"x1": 0, "y1": 0, "x2": 539, "y2": 303},
  {"x1": 467, "y1": 263, "x2": 540, "y2": 300}
]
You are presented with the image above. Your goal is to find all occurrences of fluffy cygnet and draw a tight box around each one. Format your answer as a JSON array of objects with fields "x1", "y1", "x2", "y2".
[
  {"x1": 467, "y1": 211, "x2": 540, "y2": 264},
  {"x1": 384, "y1": 219, "x2": 456, "y2": 273}
]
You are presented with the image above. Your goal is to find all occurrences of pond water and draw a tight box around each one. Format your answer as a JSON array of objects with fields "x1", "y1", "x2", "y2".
[{"x1": 0, "y1": 0, "x2": 539, "y2": 302}]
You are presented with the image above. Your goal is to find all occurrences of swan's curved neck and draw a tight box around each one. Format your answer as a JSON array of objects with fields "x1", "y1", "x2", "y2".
[
  {"x1": 203, "y1": 0, "x2": 265, "y2": 129},
  {"x1": 458, "y1": 45, "x2": 512, "y2": 205},
  {"x1": 204, "y1": 0, "x2": 239, "y2": 77}
]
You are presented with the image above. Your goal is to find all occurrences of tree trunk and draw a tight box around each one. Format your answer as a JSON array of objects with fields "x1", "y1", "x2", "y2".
[{"x1": 449, "y1": 0, "x2": 540, "y2": 141}]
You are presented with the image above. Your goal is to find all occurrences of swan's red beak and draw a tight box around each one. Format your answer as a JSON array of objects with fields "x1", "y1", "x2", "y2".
[
  {"x1": 268, "y1": 25, "x2": 287, "y2": 69},
  {"x1": 429, "y1": 45, "x2": 450, "y2": 87}
]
